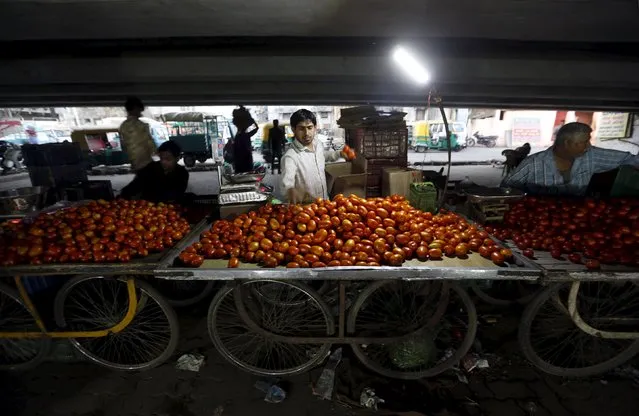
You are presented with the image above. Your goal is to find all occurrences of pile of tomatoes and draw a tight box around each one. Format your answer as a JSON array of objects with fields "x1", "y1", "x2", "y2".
[
  {"x1": 178, "y1": 194, "x2": 513, "y2": 268},
  {"x1": 0, "y1": 199, "x2": 190, "y2": 266},
  {"x1": 485, "y1": 197, "x2": 639, "y2": 270}
]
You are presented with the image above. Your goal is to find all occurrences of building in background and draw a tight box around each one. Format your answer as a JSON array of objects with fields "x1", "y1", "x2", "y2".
[{"x1": 468, "y1": 109, "x2": 637, "y2": 149}]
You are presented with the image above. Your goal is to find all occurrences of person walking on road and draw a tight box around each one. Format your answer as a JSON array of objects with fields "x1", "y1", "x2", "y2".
[
  {"x1": 268, "y1": 119, "x2": 287, "y2": 174},
  {"x1": 231, "y1": 106, "x2": 259, "y2": 173},
  {"x1": 119, "y1": 97, "x2": 157, "y2": 172}
]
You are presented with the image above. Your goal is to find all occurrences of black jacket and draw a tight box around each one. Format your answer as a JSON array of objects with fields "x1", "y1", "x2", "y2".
[
  {"x1": 269, "y1": 126, "x2": 286, "y2": 154},
  {"x1": 121, "y1": 161, "x2": 189, "y2": 202}
]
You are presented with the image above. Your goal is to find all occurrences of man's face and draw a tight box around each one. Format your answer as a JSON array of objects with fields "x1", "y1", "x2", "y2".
[
  {"x1": 159, "y1": 151, "x2": 177, "y2": 172},
  {"x1": 564, "y1": 133, "x2": 591, "y2": 158},
  {"x1": 293, "y1": 120, "x2": 315, "y2": 147}
]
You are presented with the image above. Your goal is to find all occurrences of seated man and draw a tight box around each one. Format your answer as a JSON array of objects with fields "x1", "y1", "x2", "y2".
[
  {"x1": 121, "y1": 141, "x2": 189, "y2": 202},
  {"x1": 502, "y1": 122, "x2": 639, "y2": 195}
]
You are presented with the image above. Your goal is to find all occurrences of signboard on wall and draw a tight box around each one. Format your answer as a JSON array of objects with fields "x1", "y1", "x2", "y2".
[
  {"x1": 596, "y1": 113, "x2": 631, "y2": 140},
  {"x1": 512, "y1": 117, "x2": 542, "y2": 145}
]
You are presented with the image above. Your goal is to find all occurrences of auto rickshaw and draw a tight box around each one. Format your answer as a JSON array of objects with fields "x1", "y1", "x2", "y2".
[
  {"x1": 411, "y1": 120, "x2": 430, "y2": 152},
  {"x1": 415, "y1": 121, "x2": 466, "y2": 152},
  {"x1": 71, "y1": 126, "x2": 128, "y2": 166}
]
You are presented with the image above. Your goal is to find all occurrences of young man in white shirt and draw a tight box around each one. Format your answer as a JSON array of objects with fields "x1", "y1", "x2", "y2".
[{"x1": 281, "y1": 109, "x2": 352, "y2": 203}]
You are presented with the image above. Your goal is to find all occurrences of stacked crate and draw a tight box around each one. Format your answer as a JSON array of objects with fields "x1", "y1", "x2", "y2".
[
  {"x1": 63, "y1": 180, "x2": 115, "y2": 201},
  {"x1": 23, "y1": 143, "x2": 88, "y2": 188},
  {"x1": 339, "y1": 106, "x2": 408, "y2": 197}
]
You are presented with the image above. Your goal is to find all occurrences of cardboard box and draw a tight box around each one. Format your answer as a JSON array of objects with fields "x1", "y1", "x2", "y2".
[
  {"x1": 325, "y1": 159, "x2": 367, "y2": 198},
  {"x1": 382, "y1": 168, "x2": 423, "y2": 197}
]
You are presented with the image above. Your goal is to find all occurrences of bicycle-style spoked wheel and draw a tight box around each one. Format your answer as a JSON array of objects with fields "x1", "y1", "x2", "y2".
[
  {"x1": 208, "y1": 280, "x2": 334, "y2": 376},
  {"x1": 53, "y1": 276, "x2": 179, "y2": 371},
  {"x1": 347, "y1": 281, "x2": 477, "y2": 379},
  {"x1": 0, "y1": 282, "x2": 50, "y2": 371},
  {"x1": 470, "y1": 280, "x2": 541, "y2": 306},
  {"x1": 250, "y1": 279, "x2": 330, "y2": 307},
  {"x1": 519, "y1": 283, "x2": 639, "y2": 377},
  {"x1": 151, "y1": 278, "x2": 217, "y2": 307}
]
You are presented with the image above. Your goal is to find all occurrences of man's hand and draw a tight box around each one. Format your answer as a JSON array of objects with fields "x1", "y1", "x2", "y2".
[
  {"x1": 341, "y1": 145, "x2": 356, "y2": 161},
  {"x1": 287, "y1": 188, "x2": 311, "y2": 204}
]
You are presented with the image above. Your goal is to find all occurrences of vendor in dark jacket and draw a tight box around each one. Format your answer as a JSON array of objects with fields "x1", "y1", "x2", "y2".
[{"x1": 121, "y1": 141, "x2": 189, "y2": 202}]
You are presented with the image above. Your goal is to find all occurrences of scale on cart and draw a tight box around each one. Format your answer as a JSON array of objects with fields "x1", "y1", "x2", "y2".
[
  {"x1": 216, "y1": 165, "x2": 271, "y2": 218},
  {"x1": 464, "y1": 186, "x2": 525, "y2": 223}
]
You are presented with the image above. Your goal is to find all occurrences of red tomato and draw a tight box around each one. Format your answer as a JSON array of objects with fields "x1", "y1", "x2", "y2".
[
  {"x1": 568, "y1": 253, "x2": 581, "y2": 264},
  {"x1": 491, "y1": 251, "x2": 505, "y2": 265},
  {"x1": 585, "y1": 259, "x2": 600, "y2": 270}
]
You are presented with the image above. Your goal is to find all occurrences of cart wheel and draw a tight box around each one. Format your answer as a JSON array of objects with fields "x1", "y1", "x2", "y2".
[
  {"x1": 347, "y1": 281, "x2": 477, "y2": 379},
  {"x1": 250, "y1": 279, "x2": 330, "y2": 307},
  {"x1": 151, "y1": 279, "x2": 217, "y2": 307},
  {"x1": 183, "y1": 154, "x2": 196, "y2": 168},
  {"x1": 208, "y1": 280, "x2": 334, "y2": 376},
  {"x1": 519, "y1": 283, "x2": 639, "y2": 377},
  {"x1": 53, "y1": 276, "x2": 179, "y2": 371},
  {"x1": 0, "y1": 282, "x2": 51, "y2": 371},
  {"x1": 470, "y1": 280, "x2": 541, "y2": 307}
]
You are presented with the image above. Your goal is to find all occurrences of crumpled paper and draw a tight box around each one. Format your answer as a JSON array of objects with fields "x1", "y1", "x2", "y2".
[{"x1": 175, "y1": 353, "x2": 205, "y2": 372}]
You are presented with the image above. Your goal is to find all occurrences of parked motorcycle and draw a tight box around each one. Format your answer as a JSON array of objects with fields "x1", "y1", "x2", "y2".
[
  {"x1": 0, "y1": 141, "x2": 25, "y2": 174},
  {"x1": 466, "y1": 132, "x2": 497, "y2": 148}
]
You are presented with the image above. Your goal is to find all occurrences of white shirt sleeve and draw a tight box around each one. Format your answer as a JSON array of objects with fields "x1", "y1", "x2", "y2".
[
  {"x1": 281, "y1": 155, "x2": 297, "y2": 192},
  {"x1": 324, "y1": 150, "x2": 342, "y2": 163}
]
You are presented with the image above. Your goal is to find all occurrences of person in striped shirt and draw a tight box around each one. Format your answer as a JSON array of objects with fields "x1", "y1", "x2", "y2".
[{"x1": 502, "y1": 122, "x2": 639, "y2": 195}]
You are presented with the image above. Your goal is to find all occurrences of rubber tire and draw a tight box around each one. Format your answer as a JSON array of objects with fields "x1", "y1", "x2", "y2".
[
  {"x1": 0, "y1": 282, "x2": 51, "y2": 371},
  {"x1": 152, "y1": 280, "x2": 217, "y2": 308},
  {"x1": 519, "y1": 283, "x2": 639, "y2": 378},
  {"x1": 470, "y1": 281, "x2": 541, "y2": 307},
  {"x1": 466, "y1": 139, "x2": 476, "y2": 147},
  {"x1": 53, "y1": 276, "x2": 179, "y2": 371},
  {"x1": 183, "y1": 154, "x2": 196, "y2": 168},
  {"x1": 486, "y1": 140, "x2": 496, "y2": 148},
  {"x1": 208, "y1": 280, "x2": 334, "y2": 377},
  {"x1": 347, "y1": 281, "x2": 477, "y2": 379}
]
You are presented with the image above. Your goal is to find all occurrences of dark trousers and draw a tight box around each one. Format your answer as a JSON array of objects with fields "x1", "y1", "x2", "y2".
[{"x1": 271, "y1": 150, "x2": 282, "y2": 174}]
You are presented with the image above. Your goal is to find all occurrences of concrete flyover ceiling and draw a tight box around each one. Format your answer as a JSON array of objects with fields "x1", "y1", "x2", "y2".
[
  {"x1": 1, "y1": 1, "x2": 639, "y2": 108},
  {"x1": 2, "y1": 0, "x2": 639, "y2": 42}
]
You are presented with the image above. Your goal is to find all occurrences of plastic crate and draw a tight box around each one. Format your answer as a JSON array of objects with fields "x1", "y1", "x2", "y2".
[
  {"x1": 365, "y1": 158, "x2": 408, "y2": 177},
  {"x1": 28, "y1": 165, "x2": 88, "y2": 188},
  {"x1": 409, "y1": 182, "x2": 438, "y2": 213},
  {"x1": 64, "y1": 180, "x2": 114, "y2": 201},
  {"x1": 22, "y1": 143, "x2": 83, "y2": 167},
  {"x1": 347, "y1": 128, "x2": 408, "y2": 159}
]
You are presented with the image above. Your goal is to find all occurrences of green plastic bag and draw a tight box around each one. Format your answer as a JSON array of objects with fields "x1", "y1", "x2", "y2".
[{"x1": 388, "y1": 332, "x2": 437, "y2": 369}]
